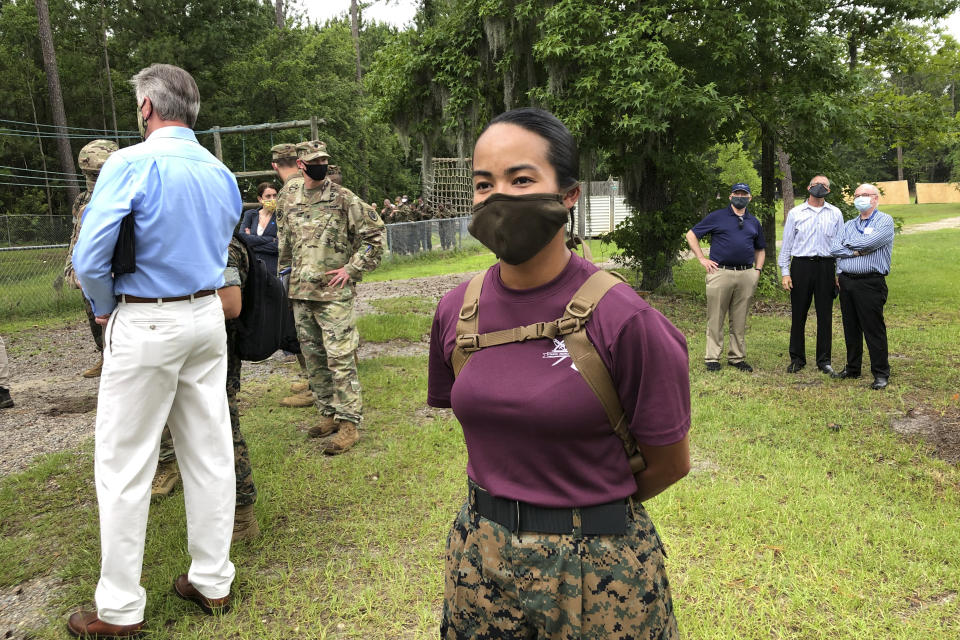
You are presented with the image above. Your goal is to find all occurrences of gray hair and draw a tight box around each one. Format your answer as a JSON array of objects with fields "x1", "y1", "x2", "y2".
[
  {"x1": 129, "y1": 64, "x2": 200, "y2": 128},
  {"x1": 856, "y1": 183, "x2": 879, "y2": 196}
]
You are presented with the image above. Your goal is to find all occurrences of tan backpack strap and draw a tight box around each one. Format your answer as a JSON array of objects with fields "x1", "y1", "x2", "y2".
[
  {"x1": 451, "y1": 272, "x2": 486, "y2": 377},
  {"x1": 561, "y1": 271, "x2": 635, "y2": 450},
  {"x1": 566, "y1": 235, "x2": 594, "y2": 262}
]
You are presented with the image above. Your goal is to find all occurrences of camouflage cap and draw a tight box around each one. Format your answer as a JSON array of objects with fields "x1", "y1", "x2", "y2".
[
  {"x1": 270, "y1": 143, "x2": 299, "y2": 161},
  {"x1": 78, "y1": 139, "x2": 118, "y2": 172},
  {"x1": 298, "y1": 139, "x2": 330, "y2": 161}
]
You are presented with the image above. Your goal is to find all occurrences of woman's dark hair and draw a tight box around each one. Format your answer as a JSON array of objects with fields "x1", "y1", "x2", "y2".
[
  {"x1": 481, "y1": 108, "x2": 579, "y2": 189},
  {"x1": 257, "y1": 181, "x2": 277, "y2": 197}
]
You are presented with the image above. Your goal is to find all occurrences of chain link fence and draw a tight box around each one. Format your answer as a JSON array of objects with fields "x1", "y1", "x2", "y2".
[
  {"x1": 383, "y1": 216, "x2": 478, "y2": 258},
  {"x1": 0, "y1": 214, "x2": 82, "y2": 318}
]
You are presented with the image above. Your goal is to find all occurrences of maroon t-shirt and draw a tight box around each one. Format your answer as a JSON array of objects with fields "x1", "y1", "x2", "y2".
[{"x1": 428, "y1": 254, "x2": 691, "y2": 507}]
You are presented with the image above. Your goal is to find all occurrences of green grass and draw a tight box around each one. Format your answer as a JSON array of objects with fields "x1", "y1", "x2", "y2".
[
  {"x1": 883, "y1": 203, "x2": 960, "y2": 226},
  {"x1": 3, "y1": 224, "x2": 960, "y2": 638},
  {"x1": 357, "y1": 297, "x2": 434, "y2": 342}
]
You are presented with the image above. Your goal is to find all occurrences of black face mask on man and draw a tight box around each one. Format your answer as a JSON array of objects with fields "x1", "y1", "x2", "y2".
[
  {"x1": 302, "y1": 163, "x2": 328, "y2": 181},
  {"x1": 468, "y1": 192, "x2": 570, "y2": 265},
  {"x1": 731, "y1": 196, "x2": 750, "y2": 209},
  {"x1": 809, "y1": 184, "x2": 829, "y2": 199}
]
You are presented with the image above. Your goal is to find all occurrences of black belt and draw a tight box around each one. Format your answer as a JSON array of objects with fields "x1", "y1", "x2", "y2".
[
  {"x1": 792, "y1": 256, "x2": 834, "y2": 262},
  {"x1": 717, "y1": 264, "x2": 753, "y2": 271},
  {"x1": 469, "y1": 482, "x2": 628, "y2": 535},
  {"x1": 840, "y1": 272, "x2": 884, "y2": 280},
  {"x1": 117, "y1": 290, "x2": 215, "y2": 303}
]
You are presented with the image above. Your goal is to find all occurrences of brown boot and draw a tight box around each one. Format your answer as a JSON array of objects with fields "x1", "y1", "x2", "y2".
[
  {"x1": 232, "y1": 504, "x2": 260, "y2": 542},
  {"x1": 151, "y1": 461, "x2": 180, "y2": 498},
  {"x1": 323, "y1": 421, "x2": 359, "y2": 455},
  {"x1": 308, "y1": 415, "x2": 338, "y2": 438},
  {"x1": 279, "y1": 390, "x2": 313, "y2": 407},
  {"x1": 82, "y1": 355, "x2": 103, "y2": 378},
  {"x1": 289, "y1": 381, "x2": 309, "y2": 393}
]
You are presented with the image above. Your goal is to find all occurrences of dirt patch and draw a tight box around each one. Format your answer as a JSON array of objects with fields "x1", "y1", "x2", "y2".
[
  {"x1": 42, "y1": 394, "x2": 98, "y2": 416},
  {"x1": 891, "y1": 407, "x2": 960, "y2": 464},
  {"x1": 901, "y1": 216, "x2": 960, "y2": 235},
  {"x1": 0, "y1": 574, "x2": 64, "y2": 639}
]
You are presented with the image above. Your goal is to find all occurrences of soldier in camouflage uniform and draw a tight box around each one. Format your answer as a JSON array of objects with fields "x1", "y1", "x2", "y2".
[
  {"x1": 277, "y1": 140, "x2": 385, "y2": 454},
  {"x1": 326, "y1": 164, "x2": 342, "y2": 185},
  {"x1": 436, "y1": 200, "x2": 458, "y2": 250},
  {"x1": 152, "y1": 235, "x2": 260, "y2": 541},
  {"x1": 413, "y1": 196, "x2": 433, "y2": 252},
  {"x1": 267, "y1": 142, "x2": 318, "y2": 406},
  {"x1": 63, "y1": 139, "x2": 118, "y2": 378}
]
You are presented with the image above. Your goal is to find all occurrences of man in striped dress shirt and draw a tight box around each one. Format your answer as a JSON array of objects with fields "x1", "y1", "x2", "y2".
[
  {"x1": 829, "y1": 183, "x2": 895, "y2": 390},
  {"x1": 778, "y1": 175, "x2": 845, "y2": 374}
]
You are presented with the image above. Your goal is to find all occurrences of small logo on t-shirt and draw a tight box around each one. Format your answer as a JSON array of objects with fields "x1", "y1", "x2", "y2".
[{"x1": 542, "y1": 338, "x2": 578, "y2": 371}]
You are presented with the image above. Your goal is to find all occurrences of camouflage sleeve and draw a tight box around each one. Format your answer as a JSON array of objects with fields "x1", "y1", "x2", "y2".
[
  {"x1": 277, "y1": 196, "x2": 292, "y2": 270},
  {"x1": 63, "y1": 192, "x2": 91, "y2": 288},
  {"x1": 344, "y1": 195, "x2": 385, "y2": 280},
  {"x1": 223, "y1": 237, "x2": 247, "y2": 289}
]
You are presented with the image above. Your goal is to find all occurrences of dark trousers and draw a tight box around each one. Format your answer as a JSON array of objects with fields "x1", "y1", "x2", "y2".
[
  {"x1": 838, "y1": 273, "x2": 889, "y2": 378},
  {"x1": 789, "y1": 258, "x2": 835, "y2": 367}
]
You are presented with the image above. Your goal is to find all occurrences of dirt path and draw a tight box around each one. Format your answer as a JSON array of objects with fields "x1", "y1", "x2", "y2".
[{"x1": 901, "y1": 215, "x2": 960, "y2": 234}]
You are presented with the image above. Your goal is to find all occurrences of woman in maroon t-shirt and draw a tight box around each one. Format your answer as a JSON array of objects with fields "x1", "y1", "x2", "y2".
[{"x1": 428, "y1": 108, "x2": 692, "y2": 639}]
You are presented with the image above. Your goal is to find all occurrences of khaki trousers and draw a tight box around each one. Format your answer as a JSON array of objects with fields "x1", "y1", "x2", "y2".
[
  {"x1": 0, "y1": 334, "x2": 9, "y2": 388},
  {"x1": 705, "y1": 268, "x2": 759, "y2": 363}
]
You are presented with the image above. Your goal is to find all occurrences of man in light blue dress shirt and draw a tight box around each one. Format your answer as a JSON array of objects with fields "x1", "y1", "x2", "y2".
[
  {"x1": 829, "y1": 183, "x2": 895, "y2": 390},
  {"x1": 70, "y1": 64, "x2": 241, "y2": 637},
  {"x1": 777, "y1": 175, "x2": 844, "y2": 374}
]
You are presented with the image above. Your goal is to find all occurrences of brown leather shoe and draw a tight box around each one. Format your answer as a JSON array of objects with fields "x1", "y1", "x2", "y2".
[
  {"x1": 173, "y1": 574, "x2": 231, "y2": 614},
  {"x1": 279, "y1": 390, "x2": 313, "y2": 408},
  {"x1": 322, "y1": 420, "x2": 359, "y2": 455},
  {"x1": 307, "y1": 415, "x2": 339, "y2": 438},
  {"x1": 67, "y1": 610, "x2": 144, "y2": 638},
  {"x1": 81, "y1": 355, "x2": 104, "y2": 378}
]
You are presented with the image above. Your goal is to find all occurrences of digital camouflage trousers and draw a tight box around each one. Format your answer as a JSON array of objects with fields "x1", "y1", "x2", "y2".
[
  {"x1": 157, "y1": 341, "x2": 256, "y2": 506},
  {"x1": 442, "y1": 494, "x2": 679, "y2": 640},
  {"x1": 291, "y1": 298, "x2": 362, "y2": 424}
]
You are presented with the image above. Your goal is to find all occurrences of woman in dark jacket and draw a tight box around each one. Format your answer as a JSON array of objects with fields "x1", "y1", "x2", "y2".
[{"x1": 240, "y1": 182, "x2": 279, "y2": 274}]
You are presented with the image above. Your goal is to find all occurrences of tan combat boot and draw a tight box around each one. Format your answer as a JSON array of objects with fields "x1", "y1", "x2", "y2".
[
  {"x1": 289, "y1": 381, "x2": 309, "y2": 393},
  {"x1": 308, "y1": 415, "x2": 338, "y2": 438},
  {"x1": 82, "y1": 355, "x2": 103, "y2": 378},
  {"x1": 151, "y1": 461, "x2": 180, "y2": 498},
  {"x1": 232, "y1": 504, "x2": 260, "y2": 542},
  {"x1": 323, "y1": 421, "x2": 359, "y2": 455},
  {"x1": 279, "y1": 390, "x2": 313, "y2": 407}
]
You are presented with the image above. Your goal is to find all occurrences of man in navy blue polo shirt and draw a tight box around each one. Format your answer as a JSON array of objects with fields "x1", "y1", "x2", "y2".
[{"x1": 685, "y1": 182, "x2": 766, "y2": 372}]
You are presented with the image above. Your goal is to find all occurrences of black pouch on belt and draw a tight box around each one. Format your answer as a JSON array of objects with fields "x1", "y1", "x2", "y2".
[{"x1": 111, "y1": 213, "x2": 136, "y2": 274}]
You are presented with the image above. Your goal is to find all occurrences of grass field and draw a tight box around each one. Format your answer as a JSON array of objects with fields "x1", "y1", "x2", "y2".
[{"x1": 1, "y1": 222, "x2": 959, "y2": 638}]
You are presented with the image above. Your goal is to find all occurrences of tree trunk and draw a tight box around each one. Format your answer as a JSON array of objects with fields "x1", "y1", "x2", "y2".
[
  {"x1": 349, "y1": 0, "x2": 369, "y2": 201},
  {"x1": 760, "y1": 124, "x2": 777, "y2": 265},
  {"x1": 34, "y1": 0, "x2": 79, "y2": 206},
  {"x1": 896, "y1": 144, "x2": 903, "y2": 181},
  {"x1": 28, "y1": 84, "x2": 55, "y2": 219},
  {"x1": 101, "y1": 0, "x2": 119, "y2": 143},
  {"x1": 275, "y1": 0, "x2": 284, "y2": 28},
  {"x1": 776, "y1": 145, "x2": 793, "y2": 222}
]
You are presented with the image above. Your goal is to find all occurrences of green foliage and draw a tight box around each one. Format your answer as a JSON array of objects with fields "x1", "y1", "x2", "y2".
[{"x1": 715, "y1": 143, "x2": 761, "y2": 192}]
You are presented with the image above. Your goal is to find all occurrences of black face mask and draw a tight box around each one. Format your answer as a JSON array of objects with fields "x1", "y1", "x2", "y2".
[
  {"x1": 731, "y1": 196, "x2": 750, "y2": 210},
  {"x1": 302, "y1": 163, "x2": 328, "y2": 181},
  {"x1": 809, "y1": 184, "x2": 829, "y2": 198}
]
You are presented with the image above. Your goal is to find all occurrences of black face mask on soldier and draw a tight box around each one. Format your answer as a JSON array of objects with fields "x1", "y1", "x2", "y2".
[
  {"x1": 468, "y1": 192, "x2": 570, "y2": 265},
  {"x1": 302, "y1": 163, "x2": 328, "y2": 181},
  {"x1": 809, "y1": 184, "x2": 829, "y2": 198}
]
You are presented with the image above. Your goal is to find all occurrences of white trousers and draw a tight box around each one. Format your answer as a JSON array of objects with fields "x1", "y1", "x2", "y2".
[
  {"x1": 94, "y1": 295, "x2": 236, "y2": 625},
  {"x1": 0, "y1": 334, "x2": 9, "y2": 388}
]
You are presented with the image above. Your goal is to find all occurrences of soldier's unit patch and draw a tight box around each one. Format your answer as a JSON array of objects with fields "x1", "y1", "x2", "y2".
[{"x1": 368, "y1": 209, "x2": 379, "y2": 222}]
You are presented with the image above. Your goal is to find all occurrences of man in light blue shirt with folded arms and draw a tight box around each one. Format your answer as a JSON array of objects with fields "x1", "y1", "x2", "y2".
[
  {"x1": 829, "y1": 183, "x2": 895, "y2": 390},
  {"x1": 70, "y1": 63, "x2": 241, "y2": 638}
]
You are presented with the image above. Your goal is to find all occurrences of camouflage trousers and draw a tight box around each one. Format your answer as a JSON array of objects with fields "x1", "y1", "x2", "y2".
[
  {"x1": 442, "y1": 489, "x2": 679, "y2": 640},
  {"x1": 156, "y1": 349, "x2": 256, "y2": 506},
  {"x1": 83, "y1": 296, "x2": 104, "y2": 351},
  {"x1": 292, "y1": 299, "x2": 362, "y2": 424}
]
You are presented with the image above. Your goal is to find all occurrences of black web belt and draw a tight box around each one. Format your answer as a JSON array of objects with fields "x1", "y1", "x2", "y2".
[{"x1": 469, "y1": 481, "x2": 628, "y2": 535}]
